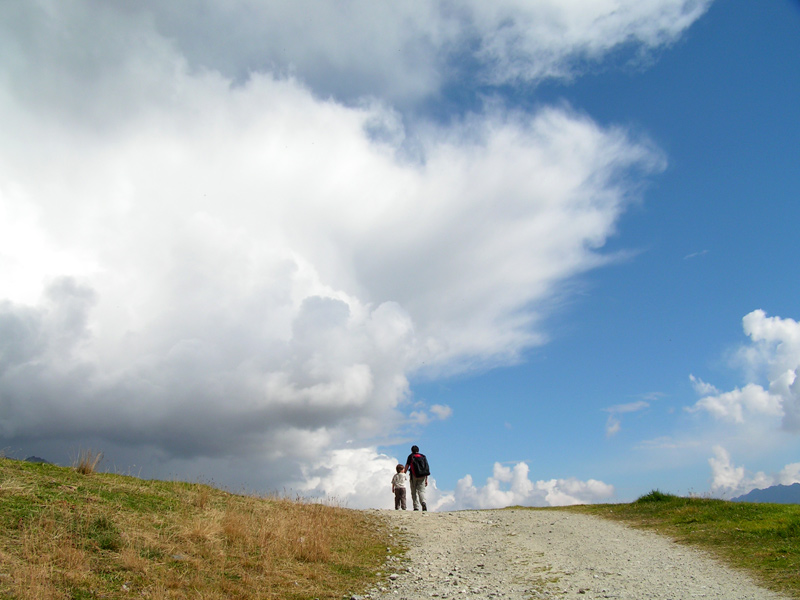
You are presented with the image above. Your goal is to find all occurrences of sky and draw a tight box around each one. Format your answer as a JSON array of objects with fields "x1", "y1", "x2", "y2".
[{"x1": 1, "y1": 0, "x2": 799, "y2": 510}]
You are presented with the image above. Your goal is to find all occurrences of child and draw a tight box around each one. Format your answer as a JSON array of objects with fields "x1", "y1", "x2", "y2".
[{"x1": 391, "y1": 463, "x2": 407, "y2": 510}]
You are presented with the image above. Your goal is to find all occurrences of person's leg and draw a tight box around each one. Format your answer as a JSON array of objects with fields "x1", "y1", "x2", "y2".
[{"x1": 410, "y1": 477, "x2": 420, "y2": 510}]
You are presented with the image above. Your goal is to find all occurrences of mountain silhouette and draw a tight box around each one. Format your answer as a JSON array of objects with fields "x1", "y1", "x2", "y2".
[
  {"x1": 24, "y1": 456, "x2": 51, "y2": 464},
  {"x1": 732, "y1": 483, "x2": 800, "y2": 504}
]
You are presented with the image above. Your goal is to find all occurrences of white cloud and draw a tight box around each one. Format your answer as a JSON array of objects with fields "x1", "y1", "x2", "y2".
[
  {"x1": 690, "y1": 383, "x2": 783, "y2": 424},
  {"x1": 605, "y1": 416, "x2": 622, "y2": 437},
  {"x1": 689, "y1": 375, "x2": 719, "y2": 396},
  {"x1": 291, "y1": 446, "x2": 460, "y2": 511},
  {"x1": 742, "y1": 310, "x2": 800, "y2": 431},
  {"x1": 430, "y1": 404, "x2": 454, "y2": 421},
  {"x1": 437, "y1": 462, "x2": 614, "y2": 510},
  {"x1": 0, "y1": 1, "x2": 695, "y2": 500},
  {"x1": 778, "y1": 462, "x2": 800, "y2": 485},
  {"x1": 463, "y1": 0, "x2": 712, "y2": 85},
  {"x1": 604, "y1": 399, "x2": 649, "y2": 436},
  {"x1": 294, "y1": 447, "x2": 401, "y2": 509},
  {"x1": 100, "y1": 0, "x2": 712, "y2": 105},
  {"x1": 407, "y1": 403, "x2": 452, "y2": 426},
  {"x1": 683, "y1": 249, "x2": 708, "y2": 260},
  {"x1": 708, "y1": 446, "x2": 800, "y2": 499},
  {"x1": 607, "y1": 400, "x2": 650, "y2": 413},
  {"x1": 0, "y1": 63, "x2": 660, "y2": 475},
  {"x1": 709, "y1": 446, "x2": 767, "y2": 498},
  {"x1": 689, "y1": 311, "x2": 800, "y2": 431}
]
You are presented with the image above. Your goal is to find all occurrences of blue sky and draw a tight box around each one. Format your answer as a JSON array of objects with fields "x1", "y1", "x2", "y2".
[
  {"x1": 1, "y1": 0, "x2": 799, "y2": 509},
  {"x1": 406, "y1": 0, "x2": 800, "y2": 505}
]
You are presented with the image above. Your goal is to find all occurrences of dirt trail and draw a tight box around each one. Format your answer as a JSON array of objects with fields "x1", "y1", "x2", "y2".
[{"x1": 363, "y1": 509, "x2": 790, "y2": 600}]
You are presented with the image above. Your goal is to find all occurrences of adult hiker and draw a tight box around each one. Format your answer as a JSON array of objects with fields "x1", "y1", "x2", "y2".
[{"x1": 404, "y1": 445, "x2": 430, "y2": 511}]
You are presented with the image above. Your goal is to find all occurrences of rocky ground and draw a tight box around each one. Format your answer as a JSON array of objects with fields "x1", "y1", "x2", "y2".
[{"x1": 359, "y1": 508, "x2": 790, "y2": 600}]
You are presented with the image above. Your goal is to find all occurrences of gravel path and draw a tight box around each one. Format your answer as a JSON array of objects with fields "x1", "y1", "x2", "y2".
[{"x1": 362, "y1": 509, "x2": 790, "y2": 600}]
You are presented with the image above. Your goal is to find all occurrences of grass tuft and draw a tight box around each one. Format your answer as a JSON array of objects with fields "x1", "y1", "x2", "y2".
[{"x1": 72, "y1": 448, "x2": 103, "y2": 475}]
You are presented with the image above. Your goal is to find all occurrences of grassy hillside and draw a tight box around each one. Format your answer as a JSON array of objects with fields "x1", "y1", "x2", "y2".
[
  {"x1": 568, "y1": 490, "x2": 800, "y2": 599},
  {"x1": 7, "y1": 459, "x2": 797, "y2": 599},
  {"x1": 0, "y1": 457, "x2": 400, "y2": 599}
]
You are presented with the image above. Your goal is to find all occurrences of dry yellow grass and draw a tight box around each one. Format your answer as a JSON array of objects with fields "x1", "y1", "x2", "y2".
[
  {"x1": 0, "y1": 457, "x2": 399, "y2": 599},
  {"x1": 71, "y1": 449, "x2": 103, "y2": 475}
]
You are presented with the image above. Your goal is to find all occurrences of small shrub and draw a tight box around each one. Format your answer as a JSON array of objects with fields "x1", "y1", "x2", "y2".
[{"x1": 635, "y1": 489, "x2": 677, "y2": 503}]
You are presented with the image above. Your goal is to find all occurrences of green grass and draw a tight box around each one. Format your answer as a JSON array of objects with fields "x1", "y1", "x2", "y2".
[
  {"x1": 567, "y1": 490, "x2": 800, "y2": 598},
  {"x1": 0, "y1": 457, "x2": 402, "y2": 599}
]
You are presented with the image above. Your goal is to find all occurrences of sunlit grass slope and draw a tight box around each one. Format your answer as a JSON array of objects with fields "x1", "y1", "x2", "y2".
[
  {"x1": 570, "y1": 490, "x2": 800, "y2": 599},
  {"x1": 0, "y1": 457, "x2": 398, "y2": 599}
]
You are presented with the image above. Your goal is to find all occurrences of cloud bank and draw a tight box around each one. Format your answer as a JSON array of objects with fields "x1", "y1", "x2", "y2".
[
  {"x1": 439, "y1": 462, "x2": 615, "y2": 510},
  {"x1": 687, "y1": 311, "x2": 800, "y2": 499},
  {"x1": 0, "y1": 0, "x2": 709, "y2": 507},
  {"x1": 690, "y1": 311, "x2": 800, "y2": 432},
  {"x1": 709, "y1": 446, "x2": 800, "y2": 499},
  {"x1": 123, "y1": 0, "x2": 713, "y2": 104}
]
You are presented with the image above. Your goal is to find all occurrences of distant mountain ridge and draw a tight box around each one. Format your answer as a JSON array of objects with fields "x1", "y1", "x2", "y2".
[
  {"x1": 24, "y1": 456, "x2": 51, "y2": 464},
  {"x1": 732, "y1": 483, "x2": 800, "y2": 504}
]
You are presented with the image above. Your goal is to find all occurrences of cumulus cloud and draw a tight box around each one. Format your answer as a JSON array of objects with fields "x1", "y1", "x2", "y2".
[
  {"x1": 709, "y1": 446, "x2": 800, "y2": 499},
  {"x1": 0, "y1": 70, "x2": 658, "y2": 481},
  {"x1": 0, "y1": 1, "x2": 700, "y2": 502},
  {"x1": 437, "y1": 462, "x2": 614, "y2": 510},
  {"x1": 690, "y1": 383, "x2": 782, "y2": 424},
  {"x1": 689, "y1": 311, "x2": 800, "y2": 431},
  {"x1": 293, "y1": 447, "x2": 401, "y2": 509}
]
